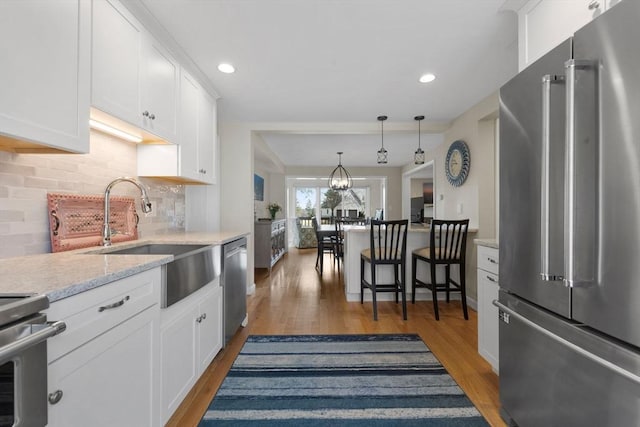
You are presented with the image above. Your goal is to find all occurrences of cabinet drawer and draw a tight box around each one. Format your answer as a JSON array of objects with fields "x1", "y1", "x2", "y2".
[
  {"x1": 478, "y1": 270, "x2": 499, "y2": 287},
  {"x1": 477, "y1": 245, "x2": 499, "y2": 275},
  {"x1": 47, "y1": 268, "x2": 161, "y2": 363}
]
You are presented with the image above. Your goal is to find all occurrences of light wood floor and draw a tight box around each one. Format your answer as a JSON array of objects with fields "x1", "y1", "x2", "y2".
[{"x1": 167, "y1": 248, "x2": 505, "y2": 427}]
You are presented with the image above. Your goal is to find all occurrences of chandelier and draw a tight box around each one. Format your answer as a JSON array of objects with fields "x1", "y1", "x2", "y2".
[
  {"x1": 328, "y1": 152, "x2": 352, "y2": 190},
  {"x1": 377, "y1": 115, "x2": 388, "y2": 164},
  {"x1": 414, "y1": 115, "x2": 425, "y2": 164}
]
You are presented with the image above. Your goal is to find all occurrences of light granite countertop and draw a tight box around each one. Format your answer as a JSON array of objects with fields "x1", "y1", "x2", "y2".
[
  {"x1": 474, "y1": 238, "x2": 499, "y2": 249},
  {"x1": 0, "y1": 231, "x2": 248, "y2": 303}
]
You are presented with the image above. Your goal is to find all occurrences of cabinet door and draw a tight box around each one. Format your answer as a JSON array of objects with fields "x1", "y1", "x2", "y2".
[
  {"x1": 141, "y1": 36, "x2": 179, "y2": 142},
  {"x1": 518, "y1": 0, "x2": 605, "y2": 70},
  {"x1": 198, "y1": 286, "x2": 223, "y2": 371},
  {"x1": 178, "y1": 72, "x2": 201, "y2": 181},
  {"x1": 92, "y1": 0, "x2": 142, "y2": 128},
  {"x1": 477, "y1": 270, "x2": 499, "y2": 372},
  {"x1": 197, "y1": 90, "x2": 216, "y2": 184},
  {"x1": 0, "y1": 0, "x2": 90, "y2": 153},
  {"x1": 48, "y1": 306, "x2": 160, "y2": 427},
  {"x1": 160, "y1": 302, "x2": 198, "y2": 423}
]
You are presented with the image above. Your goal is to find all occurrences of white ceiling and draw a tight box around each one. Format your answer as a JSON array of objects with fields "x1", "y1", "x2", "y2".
[{"x1": 137, "y1": 0, "x2": 519, "y2": 167}]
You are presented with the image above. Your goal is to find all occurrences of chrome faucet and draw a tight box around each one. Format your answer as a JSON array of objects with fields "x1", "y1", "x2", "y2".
[{"x1": 102, "y1": 177, "x2": 152, "y2": 246}]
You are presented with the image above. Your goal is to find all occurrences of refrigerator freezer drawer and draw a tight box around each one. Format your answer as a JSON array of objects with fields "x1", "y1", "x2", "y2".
[{"x1": 498, "y1": 292, "x2": 640, "y2": 427}]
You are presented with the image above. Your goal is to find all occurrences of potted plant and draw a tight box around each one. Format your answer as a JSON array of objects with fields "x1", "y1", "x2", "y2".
[{"x1": 268, "y1": 203, "x2": 281, "y2": 220}]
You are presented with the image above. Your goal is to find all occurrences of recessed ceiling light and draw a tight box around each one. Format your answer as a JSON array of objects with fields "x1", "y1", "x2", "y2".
[
  {"x1": 218, "y1": 63, "x2": 235, "y2": 74},
  {"x1": 419, "y1": 73, "x2": 436, "y2": 83}
]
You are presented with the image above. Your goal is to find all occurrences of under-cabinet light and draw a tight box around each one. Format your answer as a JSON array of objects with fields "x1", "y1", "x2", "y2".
[{"x1": 89, "y1": 119, "x2": 143, "y2": 143}]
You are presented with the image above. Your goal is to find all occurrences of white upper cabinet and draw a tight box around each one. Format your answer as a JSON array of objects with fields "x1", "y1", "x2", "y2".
[
  {"x1": 140, "y1": 35, "x2": 179, "y2": 142},
  {"x1": 518, "y1": 0, "x2": 618, "y2": 70},
  {"x1": 137, "y1": 70, "x2": 216, "y2": 184},
  {"x1": 92, "y1": 0, "x2": 178, "y2": 143},
  {"x1": 92, "y1": 0, "x2": 142, "y2": 127},
  {"x1": 198, "y1": 88, "x2": 216, "y2": 184},
  {"x1": 178, "y1": 72, "x2": 201, "y2": 181},
  {"x1": 0, "y1": 0, "x2": 90, "y2": 153}
]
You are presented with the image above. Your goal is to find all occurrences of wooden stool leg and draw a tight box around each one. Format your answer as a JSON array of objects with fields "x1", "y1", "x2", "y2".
[
  {"x1": 411, "y1": 255, "x2": 417, "y2": 304},
  {"x1": 460, "y1": 264, "x2": 468, "y2": 320},
  {"x1": 430, "y1": 261, "x2": 439, "y2": 321},
  {"x1": 400, "y1": 262, "x2": 407, "y2": 320},
  {"x1": 445, "y1": 265, "x2": 451, "y2": 302},
  {"x1": 360, "y1": 258, "x2": 365, "y2": 304},
  {"x1": 394, "y1": 264, "x2": 399, "y2": 304},
  {"x1": 371, "y1": 264, "x2": 378, "y2": 321}
]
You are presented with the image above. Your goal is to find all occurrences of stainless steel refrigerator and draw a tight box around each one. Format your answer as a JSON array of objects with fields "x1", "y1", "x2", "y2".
[{"x1": 498, "y1": 0, "x2": 640, "y2": 425}]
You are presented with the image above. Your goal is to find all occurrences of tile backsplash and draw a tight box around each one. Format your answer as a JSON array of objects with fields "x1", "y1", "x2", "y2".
[{"x1": 0, "y1": 131, "x2": 185, "y2": 258}]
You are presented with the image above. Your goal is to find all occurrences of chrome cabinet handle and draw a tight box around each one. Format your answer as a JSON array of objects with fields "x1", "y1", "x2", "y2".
[
  {"x1": 142, "y1": 111, "x2": 150, "y2": 118},
  {"x1": 149, "y1": 113, "x2": 155, "y2": 120},
  {"x1": 540, "y1": 74, "x2": 564, "y2": 282},
  {"x1": 48, "y1": 390, "x2": 63, "y2": 405},
  {"x1": 142, "y1": 111, "x2": 156, "y2": 120},
  {"x1": 486, "y1": 275, "x2": 497, "y2": 283},
  {"x1": 588, "y1": 0, "x2": 600, "y2": 10},
  {"x1": 201, "y1": 313, "x2": 206, "y2": 320},
  {"x1": 196, "y1": 315, "x2": 203, "y2": 323},
  {"x1": 487, "y1": 257, "x2": 497, "y2": 264},
  {"x1": 98, "y1": 295, "x2": 130, "y2": 312}
]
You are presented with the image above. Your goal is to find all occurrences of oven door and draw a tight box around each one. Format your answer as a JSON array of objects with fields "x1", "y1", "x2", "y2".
[{"x1": 0, "y1": 314, "x2": 65, "y2": 427}]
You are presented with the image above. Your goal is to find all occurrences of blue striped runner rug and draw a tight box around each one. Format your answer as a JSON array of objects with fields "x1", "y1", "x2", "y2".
[{"x1": 198, "y1": 334, "x2": 489, "y2": 426}]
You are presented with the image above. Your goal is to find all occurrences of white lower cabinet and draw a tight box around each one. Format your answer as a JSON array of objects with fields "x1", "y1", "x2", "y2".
[
  {"x1": 477, "y1": 245, "x2": 500, "y2": 373},
  {"x1": 46, "y1": 268, "x2": 161, "y2": 427},
  {"x1": 160, "y1": 283, "x2": 222, "y2": 424},
  {"x1": 47, "y1": 306, "x2": 160, "y2": 427}
]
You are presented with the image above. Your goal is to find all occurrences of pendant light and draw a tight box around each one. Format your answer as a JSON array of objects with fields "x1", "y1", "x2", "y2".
[
  {"x1": 377, "y1": 115, "x2": 388, "y2": 164},
  {"x1": 328, "y1": 152, "x2": 352, "y2": 190},
  {"x1": 414, "y1": 115, "x2": 425, "y2": 165}
]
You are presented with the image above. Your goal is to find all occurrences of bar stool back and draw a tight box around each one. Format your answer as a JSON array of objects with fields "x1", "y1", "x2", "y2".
[
  {"x1": 412, "y1": 219, "x2": 470, "y2": 320},
  {"x1": 360, "y1": 219, "x2": 409, "y2": 320}
]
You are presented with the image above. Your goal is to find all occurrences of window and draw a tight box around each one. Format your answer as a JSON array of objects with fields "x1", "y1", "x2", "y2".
[{"x1": 294, "y1": 187, "x2": 317, "y2": 217}]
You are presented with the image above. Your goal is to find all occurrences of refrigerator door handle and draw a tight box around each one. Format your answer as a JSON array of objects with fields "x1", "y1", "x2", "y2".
[
  {"x1": 541, "y1": 74, "x2": 565, "y2": 282},
  {"x1": 493, "y1": 300, "x2": 640, "y2": 385},
  {"x1": 564, "y1": 59, "x2": 598, "y2": 288}
]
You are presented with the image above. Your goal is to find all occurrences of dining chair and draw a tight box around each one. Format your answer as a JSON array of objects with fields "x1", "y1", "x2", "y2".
[
  {"x1": 360, "y1": 219, "x2": 409, "y2": 321},
  {"x1": 314, "y1": 218, "x2": 334, "y2": 275},
  {"x1": 411, "y1": 219, "x2": 469, "y2": 320}
]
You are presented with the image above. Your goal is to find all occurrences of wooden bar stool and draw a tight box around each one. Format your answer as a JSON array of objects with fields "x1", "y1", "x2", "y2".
[
  {"x1": 360, "y1": 219, "x2": 409, "y2": 321},
  {"x1": 412, "y1": 219, "x2": 469, "y2": 320}
]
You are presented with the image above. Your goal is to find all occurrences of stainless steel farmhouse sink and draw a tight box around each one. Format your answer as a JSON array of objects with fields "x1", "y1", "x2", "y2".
[
  {"x1": 104, "y1": 243, "x2": 207, "y2": 257},
  {"x1": 94, "y1": 243, "x2": 220, "y2": 308}
]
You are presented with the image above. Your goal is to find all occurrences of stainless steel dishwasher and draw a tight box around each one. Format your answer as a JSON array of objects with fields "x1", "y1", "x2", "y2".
[{"x1": 221, "y1": 237, "x2": 247, "y2": 344}]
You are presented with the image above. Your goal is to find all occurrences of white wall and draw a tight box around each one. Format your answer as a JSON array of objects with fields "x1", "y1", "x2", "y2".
[{"x1": 402, "y1": 91, "x2": 499, "y2": 301}]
